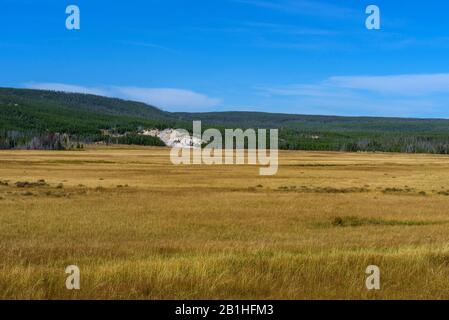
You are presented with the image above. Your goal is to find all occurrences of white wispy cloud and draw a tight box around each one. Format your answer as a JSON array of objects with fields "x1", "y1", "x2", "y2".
[
  {"x1": 120, "y1": 41, "x2": 180, "y2": 55},
  {"x1": 221, "y1": 21, "x2": 337, "y2": 36},
  {"x1": 261, "y1": 74, "x2": 449, "y2": 97},
  {"x1": 233, "y1": 0, "x2": 356, "y2": 18},
  {"x1": 241, "y1": 21, "x2": 327, "y2": 33},
  {"x1": 24, "y1": 83, "x2": 221, "y2": 111},
  {"x1": 327, "y1": 74, "x2": 449, "y2": 95},
  {"x1": 190, "y1": 20, "x2": 339, "y2": 52},
  {"x1": 112, "y1": 87, "x2": 222, "y2": 109},
  {"x1": 257, "y1": 73, "x2": 449, "y2": 117}
]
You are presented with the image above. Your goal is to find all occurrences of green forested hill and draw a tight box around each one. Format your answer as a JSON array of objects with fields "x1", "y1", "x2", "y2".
[
  {"x1": 0, "y1": 88, "x2": 175, "y2": 134},
  {"x1": 2, "y1": 87, "x2": 449, "y2": 153},
  {"x1": 3, "y1": 87, "x2": 449, "y2": 134},
  {"x1": 174, "y1": 111, "x2": 449, "y2": 133}
]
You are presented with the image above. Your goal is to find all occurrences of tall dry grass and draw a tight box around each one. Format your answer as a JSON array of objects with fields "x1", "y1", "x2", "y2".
[{"x1": 1, "y1": 146, "x2": 449, "y2": 299}]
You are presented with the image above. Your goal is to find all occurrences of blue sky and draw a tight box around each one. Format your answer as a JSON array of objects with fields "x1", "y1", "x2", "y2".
[{"x1": 1, "y1": 0, "x2": 449, "y2": 118}]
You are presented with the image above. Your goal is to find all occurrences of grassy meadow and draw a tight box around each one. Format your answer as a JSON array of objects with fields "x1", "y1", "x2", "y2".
[{"x1": 1, "y1": 146, "x2": 449, "y2": 299}]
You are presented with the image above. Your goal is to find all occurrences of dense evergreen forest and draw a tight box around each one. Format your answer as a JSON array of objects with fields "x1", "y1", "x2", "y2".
[{"x1": 2, "y1": 87, "x2": 449, "y2": 154}]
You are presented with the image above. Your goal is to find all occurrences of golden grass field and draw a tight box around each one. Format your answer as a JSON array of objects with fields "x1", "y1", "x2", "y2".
[{"x1": 2, "y1": 146, "x2": 449, "y2": 299}]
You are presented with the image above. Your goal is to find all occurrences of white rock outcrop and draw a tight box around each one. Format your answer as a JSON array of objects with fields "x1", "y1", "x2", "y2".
[{"x1": 140, "y1": 129, "x2": 205, "y2": 148}]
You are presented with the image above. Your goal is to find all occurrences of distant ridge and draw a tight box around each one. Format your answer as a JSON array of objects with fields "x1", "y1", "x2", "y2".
[{"x1": 2, "y1": 87, "x2": 449, "y2": 134}]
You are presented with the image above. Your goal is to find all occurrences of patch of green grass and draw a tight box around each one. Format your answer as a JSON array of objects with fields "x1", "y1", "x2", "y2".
[
  {"x1": 48, "y1": 160, "x2": 116, "y2": 165},
  {"x1": 278, "y1": 186, "x2": 370, "y2": 193},
  {"x1": 383, "y1": 187, "x2": 414, "y2": 193},
  {"x1": 313, "y1": 216, "x2": 449, "y2": 228},
  {"x1": 15, "y1": 180, "x2": 48, "y2": 188}
]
